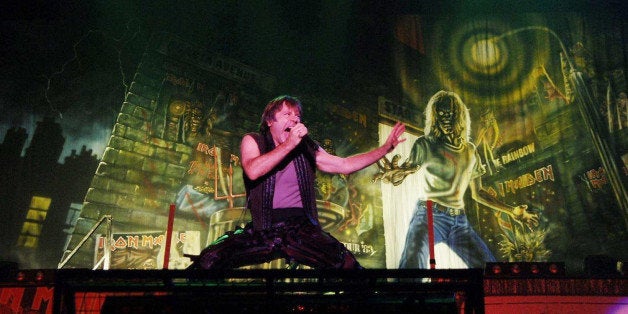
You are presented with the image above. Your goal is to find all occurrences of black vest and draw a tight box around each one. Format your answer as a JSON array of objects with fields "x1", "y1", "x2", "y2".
[{"x1": 243, "y1": 132, "x2": 319, "y2": 230}]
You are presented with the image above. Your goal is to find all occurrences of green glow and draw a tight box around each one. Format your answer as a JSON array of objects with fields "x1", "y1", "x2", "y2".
[{"x1": 472, "y1": 39, "x2": 500, "y2": 68}]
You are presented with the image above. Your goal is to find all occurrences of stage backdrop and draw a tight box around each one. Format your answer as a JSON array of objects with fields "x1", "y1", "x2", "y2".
[
  {"x1": 0, "y1": 5, "x2": 625, "y2": 274},
  {"x1": 380, "y1": 11, "x2": 627, "y2": 272}
]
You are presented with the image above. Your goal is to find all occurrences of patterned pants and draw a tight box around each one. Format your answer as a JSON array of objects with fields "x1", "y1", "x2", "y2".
[{"x1": 191, "y1": 216, "x2": 362, "y2": 270}]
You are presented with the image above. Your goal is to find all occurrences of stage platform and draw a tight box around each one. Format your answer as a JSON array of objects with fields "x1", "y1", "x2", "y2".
[
  {"x1": 0, "y1": 268, "x2": 626, "y2": 314},
  {"x1": 57, "y1": 268, "x2": 483, "y2": 314}
]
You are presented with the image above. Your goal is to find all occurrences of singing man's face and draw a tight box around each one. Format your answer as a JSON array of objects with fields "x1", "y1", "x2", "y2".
[{"x1": 268, "y1": 103, "x2": 301, "y2": 144}]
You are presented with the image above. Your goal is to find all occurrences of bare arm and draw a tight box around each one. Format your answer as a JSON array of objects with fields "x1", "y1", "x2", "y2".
[
  {"x1": 240, "y1": 126, "x2": 305, "y2": 180},
  {"x1": 316, "y1": 122, "x2": 406, "y2": 175}
]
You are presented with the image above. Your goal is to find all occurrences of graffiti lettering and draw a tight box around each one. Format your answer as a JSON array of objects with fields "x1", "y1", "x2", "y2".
[
  {"x1": 189, "y1": 143, "x2": 216, "y2": 179},
  {"x1": 188, "y1": 160, "x2": 213, "y2": 179},
  {"x1": 0, "y1": 286, "x2": 54, "y2": 314},
  {"x1": 196, "y1": 142, "x2": 215, "y2": 156},
  {"x1": 500, "y1": 143, "x2": 535, "y2": 165},
  {"x1": 31, "y1": 286, "x2": 54, "y2": 313},
  {"x1": 342, "y1": 241, "x2": 375, "y2": 256},
  {"x1": 163, "y1": 73, "x2": 205, "y2": 92},
  {"x1": 164, "y1": 36, "x2": 274, "y2": 91},
  {"x1": 109, "y1": 235, "x2": 163, "y2": 251},
  {"x1": 99, "y1": 233, "x2": 189, "y2": 251},
  {"x1": 0, "y1": 287, "x2": 25, "y2": 313},
  {"x1": 330, "y1": 104, "x2": 367, "y2": 128},
  {"x1": 165, "y1": 73, "x2": 193, "y2": 89},
  {"x1": 580, "y1": 167, "x2": 608, "y2": 190},
  {"x1": 213, "y1": 57, "x2": 255, "y2": 83},
  {"x1": 497, "y1": 165, "x2": 554, "y2": 195}
]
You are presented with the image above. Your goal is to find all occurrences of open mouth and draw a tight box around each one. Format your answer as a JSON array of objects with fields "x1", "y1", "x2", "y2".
[{"x1": 440, "y1": 121, "x2": 453, "y2": 133}]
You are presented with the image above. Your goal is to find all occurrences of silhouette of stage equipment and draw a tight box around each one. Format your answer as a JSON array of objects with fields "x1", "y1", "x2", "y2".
[
  {"x1": 54, "y1": 268, "x2": 484, "y2": 314},
  {"x1": 0, "y1": 261, "x2": 19, "y2": 280},
  {"x1": 584, "y1": 255, "x2": 625, "y2": 277}
]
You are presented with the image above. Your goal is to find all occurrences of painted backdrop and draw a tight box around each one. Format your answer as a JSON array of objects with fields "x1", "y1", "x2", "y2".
[
  {"x1": 380, "y1": 11, "x2": 627, "y2": 273},
  {"x1": 0, "y1": 3, "x2": 625, "y2": 275}
]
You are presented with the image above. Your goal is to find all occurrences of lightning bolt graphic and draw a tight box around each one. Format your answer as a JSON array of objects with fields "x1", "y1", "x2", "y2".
[{"x1": 41, "y1": 20, "x2": 141, "y2": 120}]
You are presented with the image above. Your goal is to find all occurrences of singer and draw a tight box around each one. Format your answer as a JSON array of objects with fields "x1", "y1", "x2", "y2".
[{"x1": 189, "y1": 95, "x2": 406, "y2": 270}]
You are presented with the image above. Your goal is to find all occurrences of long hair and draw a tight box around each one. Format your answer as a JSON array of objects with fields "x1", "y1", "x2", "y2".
[
  {"x1": 259, "y1": 95, "x2": 303, "y2": 134},
  {"x1": 423, "y1": 90, "x2": 471, "y2": 142}
]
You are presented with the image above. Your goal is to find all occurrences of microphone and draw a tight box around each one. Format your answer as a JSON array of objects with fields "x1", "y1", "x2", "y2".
[{"x1": 285, "y1": 127, "x2": 318, "y2": 151}]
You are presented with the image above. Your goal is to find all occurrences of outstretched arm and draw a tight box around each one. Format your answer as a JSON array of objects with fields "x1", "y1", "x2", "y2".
[
  {"x1": 373, "y1": 133, "x2": 423, "y2": 186},
  {"x1": 316, "y1": 122, "x2": 406, "y2": 175},
  {"x1": 470, "y1": 177, "x2": 539, "y2": 230},
  {"x1": 372, "y1": 155, "x2": 419, "y2": 186}
]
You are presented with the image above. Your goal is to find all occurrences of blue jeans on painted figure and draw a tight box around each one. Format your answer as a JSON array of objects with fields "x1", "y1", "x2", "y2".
[{"x1": 399, "y1": 201, "x2": 496, "y2": 269}]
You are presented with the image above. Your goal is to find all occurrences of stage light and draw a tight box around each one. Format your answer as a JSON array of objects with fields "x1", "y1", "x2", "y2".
[
  {"x1": 530, "y1": 264, "x2": 540, "y2": 274},
  {"x1": 548, "y1": 263, "x2": 560, "y2": 275},
  {"x1": 16, "y1": 271, "x2": 25, "y2": 281},
  {"x1": 35, "y1": 270, "x2": 45, "y2": 281},
  {"x1": 2, "y1": 269, "x2": 55, "y2": 284},
  {"x1": 510, "y1": 263, "x2": 521, "y2": 274},
  {"x1": 486, "y1": 262, "x2": 565, "y2": 277}
]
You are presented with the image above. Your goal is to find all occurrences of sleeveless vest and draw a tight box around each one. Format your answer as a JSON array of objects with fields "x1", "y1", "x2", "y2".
[{"x1": 244, "y1": 132, "x2": 319, "y2": 230}]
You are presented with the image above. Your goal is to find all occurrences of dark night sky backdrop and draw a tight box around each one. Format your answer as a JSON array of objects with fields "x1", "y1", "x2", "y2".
[
  {"x1": 0, "y1": 0, "x2": 389, "y2": 161},
  {"x1": 1, "y1": 1, "x2": 626, "y2": 162}
]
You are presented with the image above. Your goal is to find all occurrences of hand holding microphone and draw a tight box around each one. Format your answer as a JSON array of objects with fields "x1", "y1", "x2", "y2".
[{"x1": 286, "y1": 124, "x2": 318, "y2": 151}]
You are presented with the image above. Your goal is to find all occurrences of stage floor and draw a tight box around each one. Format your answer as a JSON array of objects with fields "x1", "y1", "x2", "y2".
[{"x1": 0, "y1": 268, "x2": 626, "y2": 313}]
